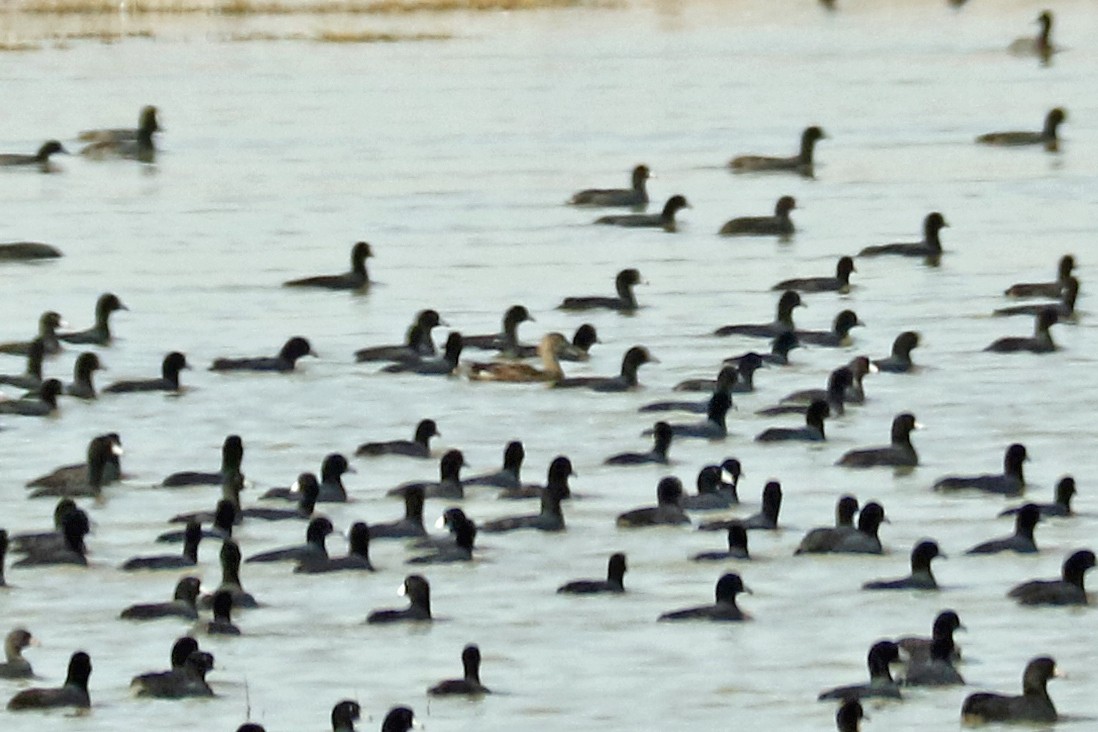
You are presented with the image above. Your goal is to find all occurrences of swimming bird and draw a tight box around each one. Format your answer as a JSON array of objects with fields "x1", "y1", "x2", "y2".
[
  {"x1": 835, "y1": 700, "x2": 864, "y2": 732},
  {"x1": 366, "y1": 575, "x2": 432, "y2": 623},
  {"x1": 794, "y1": 495, "x2": 859, "y2": 554},
  {"x1": 605, "y1": 422, "x2": 672, "y2": 465},
  {"x1": 161, "y1": 434, "x2": 244, "y2": 487},
  {"x1": 759, "y1": 366, "x2": 852, "y2": 418},
  {"x1": 756, "y1": 399, "x2": 828, "y2": 442},
  {"x1": 961, "y1": 656, "x2": 1060, "y2": 724},
  {"x1": 80, "y1": 116, "x2": 156, "y2": 161},
  {"x1": 133, "y1": 639, "x2": 204, "y2": 686},
  {"x1": 773, "y1": 256, "x2": 856, "y2": 293},
  {"x1": 978, "y1": 107, "x2": 1065, "y2": 151},
  {"x1": 140, "y1": 654, "x2": 213, "y2": 697},
  {"x1": 498, "y1": 454, "x2": 575, "y2": 500},
  {"x1": 795, "y1": 310, "x2": 863, "y2": 347},
  {"x1": 465, "y1": 441, "x2": 526, "y2": 488},
  {"x1": 801, "y1": 502, "x2": 887, "y2": 554},
  {"x1": 558, "y1": 268, "x2": 645, "y2": 312},
  {"x1": 411, "y1": 507, "x2": 472, "y2": 552},
  {"x1": 387, "y1": 449, "x2": 466, "y2": 500},
  {"x1": 863, "y1": 540, "x2": 943, "y2": 590},
  {"x1": 199, "y1": 540, "x2": 257, "y2": 610},
  {"x1": 836, "y1": 413, "x2": 920, "y2": 468},
  {"x1": 718, "y1": 195, "x2": 796, "y2": 236},
  {"x1": 356, "y1": 419, "x2": 439, "y2": 458},
  {"x1": 667, "y1": 363, "x2": 740, "y2": 396},
  {"x1": 993, "y1": 275, "x2": 1077, "y2": 319},
  {"x1": 78, "y1": 105, "x2": 160, "y2": 143},
  {"x1": 842, "y1": 357, "x2": 875, "y2": 403},
  {"x1": 617, "y1": 477, "x2": 690, "y2": 527},
  {"x1": 699, "y1": 481, "x2": 782, "y2": 532},
  {"x1": 354, "y1": 309, "x2": 445, "y2": 362},
  {"x1": 682, "y1": 466, "x2": 738, "y2": 510},
  {"x1": 407, "y1": 514, "x2": 476, "y2": 565},
  {"x1": 1005, "y1": 254, "x2": 1074, "y2": 298},
  {"x1": 729, "y1": 126, "x2": 826, "y2": 176},
  {"x1": 329, "y1": 701, "x2": 361, "y2": 732},
  {"x1": 721, "y1": 458, "x2": 746, "y2": 496},
  {"x1": 896, "y1": 610, "x2": 964, "y2": 665},
  {"x1": 104, "y1": 351, "x2": 189, "y2": 393},
  {"x1": 0, "y1": 378, "x2": 61, "y2": 417},
  {"x1": 553, "y1": 345, "x2": 656, "y2": 391},
  {"x1": 714, "y1": 290, "x2": 802, "y2": 338},
  {"x1": 658, "y1": 572, "x2": 751, "y2": 621},
  {"x1": 132, "y1": 642, "x2": 214, "y2": 698},
  {"x1": 171, "y1": 472, "x2": 245, "y2": 524},
  {"x1": 246, "y1": 517, "x2": 333, "y2": 563},
  {"x1": 1006, "y1": 10, "x2": 1055, "y2": 59},
  {"x1": 29, "y1": 434, "x2": 121, "y2": 499},
  {"x1": 985, "y1": 307, "x2": 1058, "y2": 353},
  {"x1": 462, "y1": 304, "x2": 535, "y2": 354},
  {"x1": 727, "y1": 353, "x2": 767, "y2": 393},
  {"x1": 0, "y1": 311, "x2": 65, "y2": 356},
  {"x1": 0, "y1": 337, "x2": 45, "y2": 390},
  {"x1": 0, "y1": 140, "x2": 67, "y2": 172},
  {"x1": 1008, "y1": 549, "x2": 1095, "y2": 606},
  {"x1": 726, "y1": 331, "x2": 801, "y2": 367},
  {"x1": 428, "y1": 645, "x2": 490, "y2": 696},
  {"x1": 6, "y1": 650, "x2": 91, "y2": 711},
  {"x1": 380, "y1": 706, "x2": 417, "y2": 732},
  {"x1": 14, "y1": 510, "x2": 89, "y2": 568},
  {"x1": 380, "y1": 332, "x2": 462, "y2": 376},
  {"x1": 262, "y1": 453, "x2": 355, "y2": 503},
  {"x1": 692, "y1": 523, "x2": 750, "y2": 561},
  {"x1": 932, "y1": 443, "x2": 1027, "y2": 496},
  {"x1": 0, "y1": 629, "x2": 35, "y2": 679},
  {"x1": 370, "y1": 485, "x2": 427, "y2": 539},
  {"x1": 904, "y1": 633, "x2": 964, "y2": 687},
  {"x1": 283, "y1": 241, "x2": 372, "y2": 290},
  {"x1": 965, "y1": 504, "x2": 1040, "y2": 555},
  {"x1": 297, "y1": 521, "x2": 375, "y2": 573},
  {"x1": 569, "y1": 164, "x2": 650, "y2": 207},
  {"x1": 58, "y1": 293, "x2": 127, "y2": 347},
  {"x1": 858, "y1": 212, "x2": 947, "y2": 260},
  {"x1": 210, "y1": 336, "x2": 316, "y2": 372},
  {"x1": 64, "y1": 352, "x2": 102, "y2": 399},
  {"x1": 1000, "y1": 476, "x2": 1076, "y2": 518},
  {"x1": 0, "y1": 242, "x2": 62, "y2": 260},
  {"x1": 121, "y1": 521, "x2": 201, "y2": 570},
  {"x1": 740, "y1": 481, "x2": 785, "y2": 530},
  {"x1": 653, "y1": 392, "x2": 731, "y2": 441},
  {"x1": 120, "y1": 576, "x2": 201, "y2": 621},
  {"x1": 467, "y1": 332, "x2": 567, "y2": 383},
  {"x1": 482, "y1": 477, "x2": 569, "y2": 533},
  {"x1": 873, "y1": 331, "x2": 920, "y2": 373},
  {"x1": 594, "y1": 195, "x2": 689, "y2": 231},
  {"x1": 205, "y1": 591, "x2": 241, "y2": 636},
  {"x1": 157, "y1": 499, "x2": 235, "y2": 544},
  {"x1": 556, "y1": 323, "x2": 600, "y2": 361},
  {"x1": 557, "y1": 553, "x2": 627, "y2": 594},
  {"x1": 10, "y1": 504, "x2": 81, "y2": 555},
  {"x1": 818, "y1": 641, "x2": 902, "y2": 701}
]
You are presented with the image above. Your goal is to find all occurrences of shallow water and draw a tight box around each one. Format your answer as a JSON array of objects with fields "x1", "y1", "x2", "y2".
[{"x1": 2, "y1": 1, "x2": 1098, "y2": 730}]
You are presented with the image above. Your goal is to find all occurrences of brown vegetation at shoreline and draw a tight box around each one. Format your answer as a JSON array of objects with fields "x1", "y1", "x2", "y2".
[
  {"x1": 18, "y1": 0, "x2": 598, "y2": 15},
  {"x1": 225, "y1": 29, "x2": 451, "y2": 41}
]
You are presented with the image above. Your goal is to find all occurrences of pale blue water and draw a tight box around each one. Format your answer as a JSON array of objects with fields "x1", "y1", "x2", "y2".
[{"x1": 1, "y1": 1, "x2": 1098, "y2": 730}]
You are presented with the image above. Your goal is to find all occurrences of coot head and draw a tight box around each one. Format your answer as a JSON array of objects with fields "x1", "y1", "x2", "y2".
[{"x1": 657, "y1": 476, "x2": 684, "y2": 506}]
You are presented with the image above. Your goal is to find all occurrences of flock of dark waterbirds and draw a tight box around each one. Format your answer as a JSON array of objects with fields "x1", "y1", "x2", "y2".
[{"x1": 0, "y1": 6, "x2": 1091, "y2": 732}]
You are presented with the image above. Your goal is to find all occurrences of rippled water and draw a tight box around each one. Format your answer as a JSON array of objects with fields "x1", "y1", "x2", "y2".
[{"x1": 2, "y1": 1, "x2": 1098, "y2": 730}]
